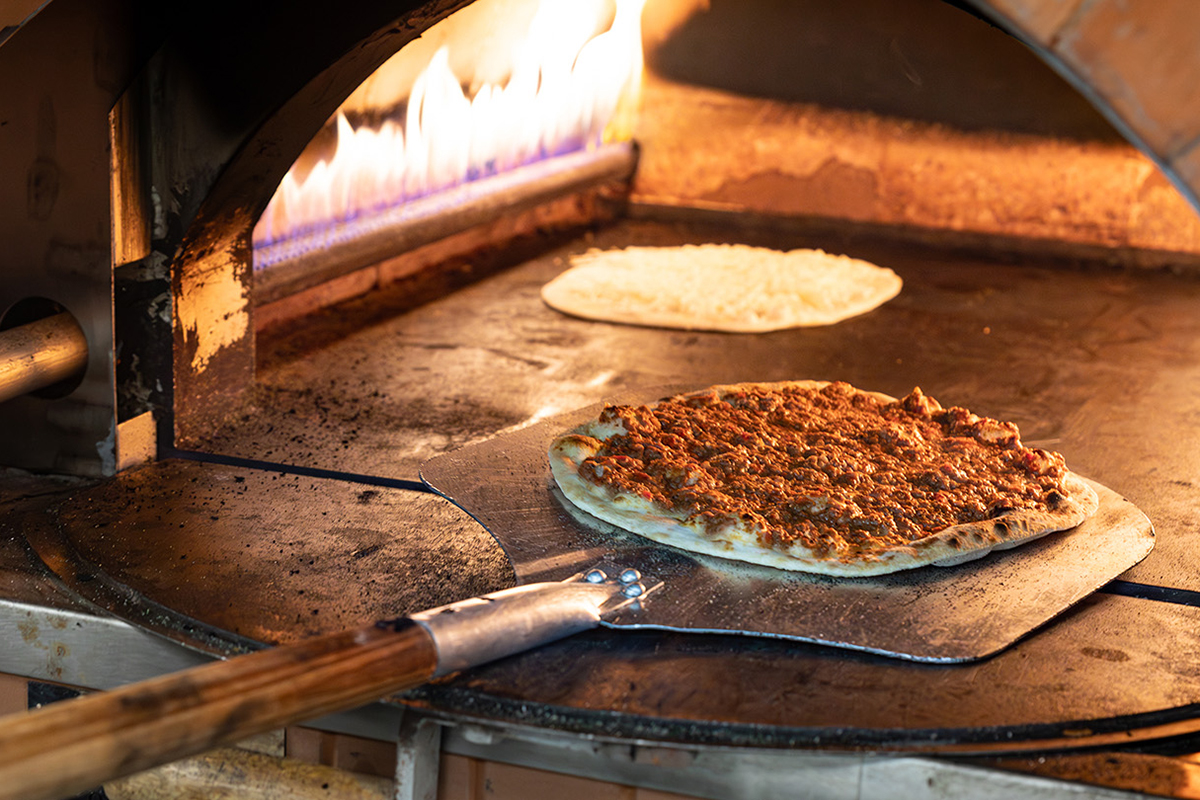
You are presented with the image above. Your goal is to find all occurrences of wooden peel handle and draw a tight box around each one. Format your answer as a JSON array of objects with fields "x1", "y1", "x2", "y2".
[
  {"x1": 0, "y1": 619, "x2": 437, "y2": 800},
  {"x1": 0, "y1": 573, "x2": 641, "y2": 800}
]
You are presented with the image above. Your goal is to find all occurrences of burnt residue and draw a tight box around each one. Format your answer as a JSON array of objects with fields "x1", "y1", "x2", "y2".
[
  {"x1": 114, "y1": 255, "x2": 173, "y2": 426},
  {"x1": 0, "y1": 472, "x2": 98, "y2": 610},
  {"x1": 986, "y1": 752, "x2": 1191, "y2": 797},
  {"x1": 198, "y1": 382, "x2": 525, "y2": 477},
  {"x1": 351, "y1": 544, "x2": 382, "y2": 560},
  {"x1": 45, "y1": 459, "x2": 512, "y2": 649},
  {"x1": 402, "y1": 611, "x2": 1200, "y2": 751}
]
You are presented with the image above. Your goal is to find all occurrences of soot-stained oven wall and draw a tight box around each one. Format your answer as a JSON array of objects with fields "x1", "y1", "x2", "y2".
[
  {"x1": 0, "y1": 0, "x2": 473, "y2": 475},
  {"x1": 633, "y1": 0, "x2": 1200, "y2": 266},
  {"x1": 139, "y1": 0, "x2": 476, "y2": 453},
  {"x1": 0, "y1": 0, "x2": 146, "y2": 477}
]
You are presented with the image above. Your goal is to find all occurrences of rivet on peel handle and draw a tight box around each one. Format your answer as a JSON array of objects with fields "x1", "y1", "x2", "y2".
[{"x1": 584, "y1": 569, "x2": 608, "y2": 583}]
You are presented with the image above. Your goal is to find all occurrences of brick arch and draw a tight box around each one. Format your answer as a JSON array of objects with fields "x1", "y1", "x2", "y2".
[{"x1": 966, "y1": 0, "x2": 1200, "y2": 212}]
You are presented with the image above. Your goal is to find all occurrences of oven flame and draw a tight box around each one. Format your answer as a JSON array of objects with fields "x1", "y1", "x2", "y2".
[{"x1": 253, "y1": 0, "x2": 646, "y2": 265}]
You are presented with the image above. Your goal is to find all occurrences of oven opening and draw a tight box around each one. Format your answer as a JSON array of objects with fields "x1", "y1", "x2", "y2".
[{"x1": 251, "y1": 0, "x2": 645, "y2": 309}]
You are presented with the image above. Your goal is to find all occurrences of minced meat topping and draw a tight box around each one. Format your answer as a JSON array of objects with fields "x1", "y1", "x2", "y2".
[{"x1": 575, "y1": 382, "x2": 1070, "y2": 556}]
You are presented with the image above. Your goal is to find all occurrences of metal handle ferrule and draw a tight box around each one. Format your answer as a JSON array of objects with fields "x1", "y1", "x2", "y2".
[{"x1": 408, "y1": 570, "x2": 652, "y2": 677}]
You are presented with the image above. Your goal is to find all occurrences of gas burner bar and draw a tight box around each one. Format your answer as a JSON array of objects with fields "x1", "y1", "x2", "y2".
[{"x1": 253, "y1": 142, "x2": 638, "y2": 306}]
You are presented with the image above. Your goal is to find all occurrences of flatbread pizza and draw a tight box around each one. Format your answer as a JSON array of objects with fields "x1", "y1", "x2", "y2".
[
  {"x1": 541, "y1": 244, "x2": 902, "y2": 332},
  {"x1": 548, "y1": 381, "x2": 1098, "y2": 576}
]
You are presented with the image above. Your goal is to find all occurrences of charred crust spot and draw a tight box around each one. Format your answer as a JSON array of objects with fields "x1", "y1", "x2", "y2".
[
  {"x1": 562, "y1": 434, "x2": 600, "y2": 449},
  {"x1": 1045, "y1": 490, "x2": 1065, "y2": 510},
  {"x1": 993, "y1": 520, "x2": 1009, "y2": 535}
]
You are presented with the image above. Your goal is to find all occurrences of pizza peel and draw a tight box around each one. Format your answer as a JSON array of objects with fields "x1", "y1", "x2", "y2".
[{"x1": 418, "y1": 389, "x2": 1156, "y2": 664}]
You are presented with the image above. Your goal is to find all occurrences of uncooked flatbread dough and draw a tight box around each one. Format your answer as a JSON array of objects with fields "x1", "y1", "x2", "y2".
[{"x1": 541, "y1": 244, "x2": 902, "y2": 332}]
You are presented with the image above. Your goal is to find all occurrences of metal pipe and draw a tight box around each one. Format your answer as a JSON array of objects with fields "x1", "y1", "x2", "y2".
[
  {"x1": 0, "y1": 313, "x2": 88, "y2": 403},
  {"x1": 253, "y1": 141, "x2": 639, "y2": 305}
]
